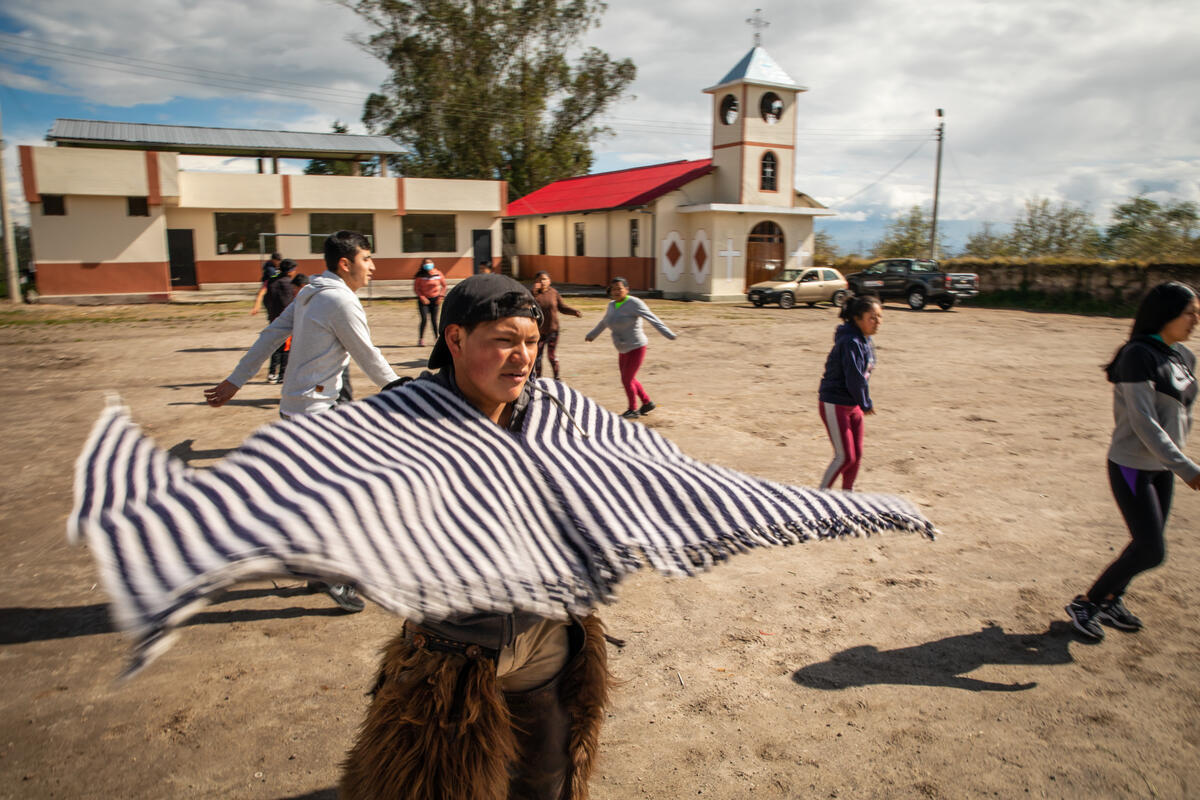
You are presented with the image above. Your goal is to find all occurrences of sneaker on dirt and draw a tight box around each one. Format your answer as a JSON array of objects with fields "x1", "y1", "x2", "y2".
[
  {"x1": 1097, "y1": 597, "x2": 1143, "y2": 631},
  {"x1": 327, "y1": 583, "x2": 365, "y2": 613},
  {"x1": 1066, "y1": 595, "x2": 1104, "y2": 640}
]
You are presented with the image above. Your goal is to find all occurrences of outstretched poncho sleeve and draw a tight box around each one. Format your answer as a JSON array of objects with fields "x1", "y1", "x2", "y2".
[{"x1": 70, "y1": 379, "x2": 935, "y2": 672}]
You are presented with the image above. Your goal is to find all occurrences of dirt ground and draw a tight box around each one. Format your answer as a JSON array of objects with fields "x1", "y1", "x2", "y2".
[{"x1": 0, "y1": 294, "x2": 1197, "y2": 799}]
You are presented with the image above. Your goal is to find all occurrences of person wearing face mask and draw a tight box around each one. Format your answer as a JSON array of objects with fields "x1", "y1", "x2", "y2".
[
  {"x1": 818, "y1": 294, "x2": 882, "y2": 491},
  {"x1": 1067, "y1": 281, "x2": 1200, "y2": 641},
  {"x1": 413, "y1": 258, "x2": 447, "y2": 347}
]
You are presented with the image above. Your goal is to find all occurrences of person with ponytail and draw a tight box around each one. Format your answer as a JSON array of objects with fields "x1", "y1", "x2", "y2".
[
  {"x1": 818, "y1": 294, "x2": 883, "y2": 490},
  {"x1": 1066, "y1": 281, "x2": 1200, "y2": 640}
]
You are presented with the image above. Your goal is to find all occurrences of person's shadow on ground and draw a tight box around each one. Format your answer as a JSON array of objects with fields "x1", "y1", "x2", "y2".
[
  {"x1": 791, "y1": 622, "x2": 1076, "y2": 692},
  {"x1": 0, "y1": 586, "x2": 350, "y2": 645}
]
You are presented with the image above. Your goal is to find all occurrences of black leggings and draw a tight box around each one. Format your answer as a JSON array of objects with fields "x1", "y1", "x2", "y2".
[
  {"x1": 418, "y1": 300, "x2": 441, "y2": 340},
  {"x1": 1087, "y1": 460, "x2": 1173, "y2": 602}
]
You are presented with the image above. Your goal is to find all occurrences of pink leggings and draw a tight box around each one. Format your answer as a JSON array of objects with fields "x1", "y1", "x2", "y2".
[
  {"x1": 618, "y1": 346, "x2": 650, "y2": 410},
  {"x1": 819, "y1": 402, "x2": 864, "y2": 490}
]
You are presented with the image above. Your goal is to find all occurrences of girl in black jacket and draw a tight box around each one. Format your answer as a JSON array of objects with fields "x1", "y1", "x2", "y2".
[{"x1": 817, "y1": 295, "x2": 882, "y2": 490}]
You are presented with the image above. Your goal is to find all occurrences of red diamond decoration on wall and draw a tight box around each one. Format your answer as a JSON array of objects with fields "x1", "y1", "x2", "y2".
[
  {"x1": 665, "y1": 240, "x2": 682, "y2": 266},
  {"x1": 694, "y1": 242, "x2": 708, "y2": 270}
]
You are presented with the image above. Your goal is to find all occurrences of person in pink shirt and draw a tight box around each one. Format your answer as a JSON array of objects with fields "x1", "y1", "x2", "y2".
[{"x1": 413, "y1": 259, "x2": 447, "y2": 346}]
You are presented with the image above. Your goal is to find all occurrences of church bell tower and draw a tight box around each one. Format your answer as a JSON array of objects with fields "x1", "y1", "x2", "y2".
[{"x1": 704, "y1": 45, "x2": 806, "y2": 207}]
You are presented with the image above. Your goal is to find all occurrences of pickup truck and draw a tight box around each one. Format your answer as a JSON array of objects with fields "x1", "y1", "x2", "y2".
[{"x1": 843, "y1": 258, "x2": 979, "y2": 310}]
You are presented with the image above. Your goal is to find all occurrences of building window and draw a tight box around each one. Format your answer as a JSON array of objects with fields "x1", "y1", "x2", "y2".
[
  {"x1": 629, "y1": 218, "x2": 639, "y2": 256},
  {"x1": 719, "y1": 94, "x2": 739, "y2": 126},
  {"x1": 41, "y1": 195, "x2": 66, "y2": 216},
  {"x1": 215, "y1": 212, "x2": 275, "y2": 254},
  {"x1": 538, "y1": 224, "x2": 547, "y2": 256},
  {"x1": 402, "y1": 214, "x2": 456, "y2": 253},
  {"x1": 760, "y1": 152, "x2": 778, "y2": 192},
  {"x1": 760, "y1": 92, "x2": 783, "y2": 124},
  {"x1": 311, "y1": 213, "x2": 376, "y2": 253},
  {"x1": 574, "y1": 222, "x2": 585, "y2": 257},
  {"x1": 127, "y1": 197, "x2": 150, "y2": 217}
]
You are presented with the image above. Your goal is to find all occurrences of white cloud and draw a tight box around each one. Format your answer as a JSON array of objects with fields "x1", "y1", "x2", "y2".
[{"x1": 2, "y1": 0, "x2": 1198, "y2": 251}]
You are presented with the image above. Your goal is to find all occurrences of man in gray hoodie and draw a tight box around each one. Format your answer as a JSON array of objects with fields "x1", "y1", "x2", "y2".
[{"x1": 204, "y1": 230, "x2": 400, "y2": 610}]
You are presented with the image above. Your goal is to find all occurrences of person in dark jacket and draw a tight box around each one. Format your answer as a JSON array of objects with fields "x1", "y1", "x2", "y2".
[
  {"x1": 531, "y1": 271, "x2": 582, "y2": 380},
  {"x1": 817, "y1": 295, "x2": 882, "y2": 490},
  {"x1": 264, "y1": 259, "x2": 298, "y2": 383},
  {"x1": 1066, "y1": 281, "x2": 1199, "y2": 640}
]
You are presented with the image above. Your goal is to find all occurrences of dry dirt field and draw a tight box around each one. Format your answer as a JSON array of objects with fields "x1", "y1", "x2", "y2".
[{"x1": 0, "y1": 295, "x2": 1197, "y2": 799}]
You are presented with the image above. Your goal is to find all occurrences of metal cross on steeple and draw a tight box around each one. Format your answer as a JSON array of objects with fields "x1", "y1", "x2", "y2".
[{"x1": 746, "y1": 8, "x2": 769, "y2": 46}]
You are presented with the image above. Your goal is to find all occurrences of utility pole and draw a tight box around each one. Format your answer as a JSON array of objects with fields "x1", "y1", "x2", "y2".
[
  {"x1": 0, "y1": 105, "x2": 21, "y2": 302},
  {"x1": 929, "y1": 108, "x2": 944, "y2": 260}
]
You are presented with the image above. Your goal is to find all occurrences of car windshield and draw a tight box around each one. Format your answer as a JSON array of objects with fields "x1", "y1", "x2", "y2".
[{"x1": 776, "y1": 269, "x2": 803, "y2": 282}]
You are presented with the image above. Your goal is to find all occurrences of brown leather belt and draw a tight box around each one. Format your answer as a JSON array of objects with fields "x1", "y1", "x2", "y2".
[{"x1": 402, "y1": 621, "x2": 499, "y2": 662}]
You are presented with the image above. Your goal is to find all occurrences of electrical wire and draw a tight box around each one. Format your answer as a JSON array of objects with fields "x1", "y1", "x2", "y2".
[{"x1": 834, "y1": 138, "x2": 932, "y2": 204}]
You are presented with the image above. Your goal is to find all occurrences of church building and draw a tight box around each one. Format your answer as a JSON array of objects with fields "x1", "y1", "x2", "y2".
[{"x1": 506, "y1": 45, "x2": 834, "y2": 301}]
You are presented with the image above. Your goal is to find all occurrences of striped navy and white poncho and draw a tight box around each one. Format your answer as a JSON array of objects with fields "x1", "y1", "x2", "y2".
[{"x1": 70, "y1": 378, "x2": 935, "y2": 672}]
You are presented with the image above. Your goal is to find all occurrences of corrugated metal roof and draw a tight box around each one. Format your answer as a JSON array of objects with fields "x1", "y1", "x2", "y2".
[
  {"x1": 506, "y1": 159, "x2": 715, "y2": 216},
  {"x1": 47, "y1": 119, "x2": 407, "y2": 158},
  {"x1": 704, "y1": 47, "x2": 806, "y2": 93}
]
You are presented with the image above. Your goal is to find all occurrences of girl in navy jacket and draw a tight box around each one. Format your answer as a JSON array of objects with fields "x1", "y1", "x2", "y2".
[{"x1": 818, "y1": 295, "x2": 882, "y2": 490}]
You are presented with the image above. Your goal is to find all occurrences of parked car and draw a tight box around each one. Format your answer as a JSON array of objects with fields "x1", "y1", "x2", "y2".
[
  {"x1": 843, "y1": 258, "x2": 979, "y2": 310},
  {"x1": 747, "y1": 267, "x2": 849, "y2": 309}
]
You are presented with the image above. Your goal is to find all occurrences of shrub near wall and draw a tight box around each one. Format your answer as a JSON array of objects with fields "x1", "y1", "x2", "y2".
[{"x1": 830, "y1": 257, "x2": 1200, "y2": 315}]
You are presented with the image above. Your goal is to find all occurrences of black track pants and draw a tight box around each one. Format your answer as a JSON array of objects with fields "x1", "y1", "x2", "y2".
[{"x1": 1087, "y1": 460, "x2": 1173, "y2": 602}]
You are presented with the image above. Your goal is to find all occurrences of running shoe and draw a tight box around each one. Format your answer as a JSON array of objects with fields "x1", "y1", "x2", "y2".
[
  {"x1": 327, "y1": 583, "x2": 365, "y2": 613},
  {"x1": 638, "y1": 401, "x2": 657, "y2": 415},
  {"x1": 1065, "y1": 596, "x2": 1104, "y2": 641},
  {"x1": 1097, "y1": 597, "x2": 1143, "y2": 631},
  {"x1": 620, "y1": 409, "x2": 641, "y2": 419}
]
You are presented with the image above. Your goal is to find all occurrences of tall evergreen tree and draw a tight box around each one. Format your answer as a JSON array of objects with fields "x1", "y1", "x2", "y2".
[{"x1": 344, "y1": 0, "x2": 636, "y2": 197}]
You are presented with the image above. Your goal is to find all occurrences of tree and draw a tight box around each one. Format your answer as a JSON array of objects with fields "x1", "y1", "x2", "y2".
[
  {"x1": 812, "y1": 229, "x2": 839, "y2": 263},
  {"x1": 344, "y1": 0, "x2": 636, "y2": 197},
  {"x1": 872, "y1": 206, "x2": 945, "y2": 258},
  {"x1": 304, "y1": 121, "x2": 378, "y2": 176},
  {"x1": 960, "y1": 222, "x2": 1013, "y2": 258},
  {"x1": 1104, "y1": 195, "x2": 1200, "y2": 260},
  {"x1": 1007, "y1": 197, "x2": 1100, "y2": 257}
]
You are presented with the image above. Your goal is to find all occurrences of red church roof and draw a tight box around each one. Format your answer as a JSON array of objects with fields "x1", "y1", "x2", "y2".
[{"x1": 506, "y1": 158, "x2": 714, "y2": 216}]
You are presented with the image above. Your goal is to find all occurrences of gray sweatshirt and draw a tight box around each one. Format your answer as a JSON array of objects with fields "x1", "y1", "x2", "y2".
[
  {"x1": 1106, "y1": 336, "x2": 1198, "y2": 482},
  {"x1": 227, "y1": 271, "x2": 399, "y2": 417},
  {"x1": 587, "y1": 296, "x2": 676, "y2": 353}
]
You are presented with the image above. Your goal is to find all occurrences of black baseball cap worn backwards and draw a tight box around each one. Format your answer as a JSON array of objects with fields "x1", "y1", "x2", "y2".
[{"x1": 428, "y1": 273, "x2": 543, "y2": 369}]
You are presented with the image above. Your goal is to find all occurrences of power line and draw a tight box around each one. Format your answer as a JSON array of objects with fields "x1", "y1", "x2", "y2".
[{"x1": 835, "y1": 138, "x2": 932, "y2": 204}]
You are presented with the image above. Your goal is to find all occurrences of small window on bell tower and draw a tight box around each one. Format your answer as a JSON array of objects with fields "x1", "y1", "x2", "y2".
[
  {"x1": 760, "y1": 152, "x2": 778, "y2": 192},
  {"x1": 719, "y1": 94, "x2": 739, "y2": 125}
]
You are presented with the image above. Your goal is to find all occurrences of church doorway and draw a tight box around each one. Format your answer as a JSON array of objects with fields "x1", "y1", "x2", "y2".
[{"x1": 745, "y1": 221, "x2": 785, "y2": 288}]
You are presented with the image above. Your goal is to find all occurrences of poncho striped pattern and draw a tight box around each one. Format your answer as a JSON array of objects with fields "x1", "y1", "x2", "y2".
[{"x1": 70, "y1": 379, "x2": 935, "y2": 672}]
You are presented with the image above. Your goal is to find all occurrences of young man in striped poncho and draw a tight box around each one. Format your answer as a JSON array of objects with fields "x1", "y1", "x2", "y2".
[{"x1": 339, "y1": 274, "x2": 610, "y2": 800}]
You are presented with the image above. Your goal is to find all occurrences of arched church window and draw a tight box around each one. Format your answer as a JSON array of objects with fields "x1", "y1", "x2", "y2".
[
  {"x1": 760, "y1": 92, "x2": 783, "y2": 124},
  {"x1": 719, "y1": 94, "x2": 739, "y2": 126},
  {"x1": 760, "y1": 152, "x2": 777, "y2": 191}
]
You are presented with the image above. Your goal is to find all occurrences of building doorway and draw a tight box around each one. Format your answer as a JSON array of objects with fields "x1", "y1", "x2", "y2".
[
  {"x1": 166, "y1": 229, "x2": 197, "y2": 288},
  {"x1": 472, "y1": 229, "x2": 493, "y2": 273},
  {"x1": 745, "y1": 221, "x2": 785, "y2": 289}
]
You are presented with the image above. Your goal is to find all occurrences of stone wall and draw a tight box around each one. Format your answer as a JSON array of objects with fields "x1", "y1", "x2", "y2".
[{"x1": 832, "y1": 258, "x2": 1200, "y2": 303}]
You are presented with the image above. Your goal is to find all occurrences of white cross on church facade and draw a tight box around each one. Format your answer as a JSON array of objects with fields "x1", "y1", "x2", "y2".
[{"x1": 718, "y1": 238, "x2": 742, "y2": 280}]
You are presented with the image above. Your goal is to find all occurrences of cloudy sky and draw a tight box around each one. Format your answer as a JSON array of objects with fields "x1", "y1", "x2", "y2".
[{"x1": 2, "y1": 0, "x2": 1198, "y2": 252}]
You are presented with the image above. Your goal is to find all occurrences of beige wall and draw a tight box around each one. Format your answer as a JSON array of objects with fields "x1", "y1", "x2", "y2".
[
  {"x1": 406, "y1": 178, "x2": 501, "y2": 212},
  {"x1": 290, "y1": 174, "x2": 396, "y2": 210},
  {"x1": 32, "y1": 196, "x2": 167, "y2": 262},
  {"x1": 739, "y1": 144, "x2": 795, "y2": 207},
  {"x1": 178, "y1": 173, "x2": 283, "y2": 209},
  {"x1": 157, "y1": 152, "x2": 180, "y2": 199},
  {"x1": 34, "y1": 146, "x2": 148, "y2": 197}
]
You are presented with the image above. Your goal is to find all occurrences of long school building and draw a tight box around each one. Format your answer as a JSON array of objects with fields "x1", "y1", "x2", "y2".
[{"x1": 20, "y1": 121, "x2": 506, "y2": 302}]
